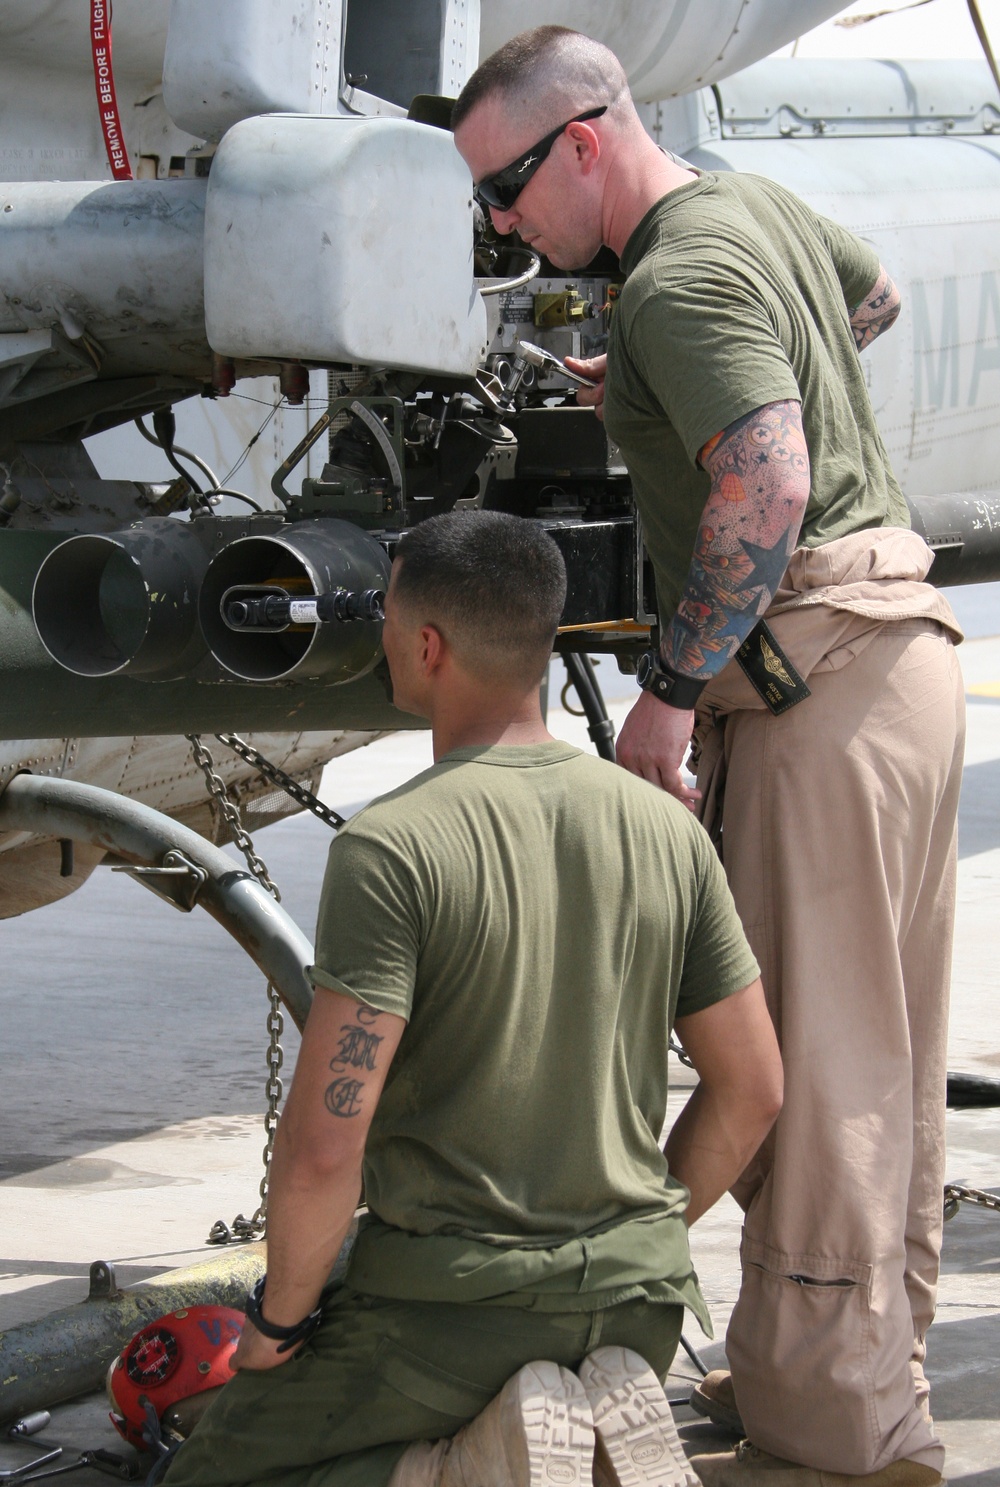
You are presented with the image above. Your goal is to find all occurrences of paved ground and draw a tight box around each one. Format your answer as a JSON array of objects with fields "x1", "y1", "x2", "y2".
[{"x1": 1, "y1": 621, "x2": 998, "y2": 1481}]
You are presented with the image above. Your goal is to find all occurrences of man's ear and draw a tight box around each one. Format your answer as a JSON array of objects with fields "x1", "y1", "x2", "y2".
[
  {"x1": 567, "y1": 121, "x2": 602, "y2": 176},
  {"x1": 419, "y1": 623, "x2": 447, "y2": 676}
]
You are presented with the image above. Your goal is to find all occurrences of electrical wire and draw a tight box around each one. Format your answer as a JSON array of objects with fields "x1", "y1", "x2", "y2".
[
  {"x1": 835, "y1": 0, "x2": 935, "y2": 24},
  {"x1": 220, "y1": 397, "x2": 285, "y2": 489}
]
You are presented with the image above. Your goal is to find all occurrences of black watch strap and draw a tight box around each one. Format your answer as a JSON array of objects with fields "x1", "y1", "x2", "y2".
[
  {"x1": 637, "y1": 650, "x2": 707, "y2": 711},
  {"x1": 245, "y1": 1275, "x2": 323, "y2": 1354}
]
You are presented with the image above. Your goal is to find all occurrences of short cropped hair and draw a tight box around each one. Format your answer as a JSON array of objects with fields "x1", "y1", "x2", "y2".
[
  {"x1": 393, "y1": 511, "x2": 566, "y2": 686},
  {"x1": 452, "y1": 25, "x2": 628, "y2": 133}
]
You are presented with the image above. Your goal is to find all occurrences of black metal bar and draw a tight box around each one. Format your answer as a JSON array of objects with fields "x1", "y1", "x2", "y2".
[
  {"x1": 679, "y1": 1332, "x2": 711, "y2": 1378},
  {"x1": 947, "y1": 1072, "x2": 1000, "y2": 1107}
]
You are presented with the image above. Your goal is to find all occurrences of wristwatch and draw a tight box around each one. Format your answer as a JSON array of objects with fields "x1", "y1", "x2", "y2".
[
  {"x1": 245, "y1": 1275, "x2": 323, "y2": 1354},
  {"x1": 636, "y1": 649, "x2": 707, "y2": 710}
]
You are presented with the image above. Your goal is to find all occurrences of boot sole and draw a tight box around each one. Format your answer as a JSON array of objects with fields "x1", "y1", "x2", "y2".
[
  {"x1": 517, "y1": 1360, "x2": 595, "y2": 1487},
  {"x1": 579, "y1": 1347, "x2": 701, "y2": 1487}
]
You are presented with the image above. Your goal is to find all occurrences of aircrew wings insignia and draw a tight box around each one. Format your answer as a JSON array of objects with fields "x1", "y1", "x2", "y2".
[{"x1": 760, "y1": 634, "x2": 794, "y2": 686}]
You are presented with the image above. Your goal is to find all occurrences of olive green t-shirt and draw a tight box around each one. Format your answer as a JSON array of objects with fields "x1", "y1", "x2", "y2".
[
  {"x1": 310, "y1": 742, "x2": 759, "y2": 1317},
  {"x1": 603, "y1": 171, "x2": 910, "y2": 618}
]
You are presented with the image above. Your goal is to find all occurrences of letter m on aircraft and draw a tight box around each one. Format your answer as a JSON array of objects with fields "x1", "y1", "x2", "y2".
[{"x1": 912, "y1": 277, "x2": 960, "y2": 410}]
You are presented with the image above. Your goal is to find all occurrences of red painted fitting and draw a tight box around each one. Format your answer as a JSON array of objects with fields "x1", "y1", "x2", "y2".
[
  {"x1": 212, "y1": 354, "x2": 236, "y2": 397},
  {"x1": 279, "y1": 362, "x2": 309, "y2": 405}
]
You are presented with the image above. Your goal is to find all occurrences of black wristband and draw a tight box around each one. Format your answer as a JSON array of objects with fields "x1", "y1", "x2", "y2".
[
  {"x1": 245, "y1": 1276, "x2": 323, "y2": 1354},
  {"x1": 636, "y1": 650, "x2": 707, "y2": 710}
]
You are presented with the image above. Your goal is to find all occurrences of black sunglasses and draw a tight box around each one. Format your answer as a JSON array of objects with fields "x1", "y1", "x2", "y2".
[{"x1": 474, "y1": 106, "x2": 608, "y2": 213}]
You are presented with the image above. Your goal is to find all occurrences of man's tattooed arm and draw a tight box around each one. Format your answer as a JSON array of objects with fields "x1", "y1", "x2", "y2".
[
  {"x1": 230, "y1": 989, "x2": 405, "y2": 1372},
  {"x1": 849, "y1": 264, "x2": 901, "y2": 353},
  {"x1": 324, "y1": 1001, "x2": 389, "y2": 1119},
  {"x1": 660, "y1": 400, "x2": 811, "y2": 681}
]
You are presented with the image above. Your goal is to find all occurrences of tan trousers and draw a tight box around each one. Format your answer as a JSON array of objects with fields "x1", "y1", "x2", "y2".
[{"x1": 701, "y1": 616, "x2": 964, "y2": 1474}]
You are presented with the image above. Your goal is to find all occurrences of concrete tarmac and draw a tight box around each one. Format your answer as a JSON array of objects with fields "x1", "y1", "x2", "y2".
[{"x1": 2, "y1": 624, "x2": 998, "y2": 1481}]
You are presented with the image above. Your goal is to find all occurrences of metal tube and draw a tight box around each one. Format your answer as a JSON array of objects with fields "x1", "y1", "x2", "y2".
[
  {"x1": 0, "y1": 1251, "x2": 266, "y2": 1427},
  {"x1": 0, "y1": 775, "x2": 314, "y2": 1029},
  {"x1": 906, "y1": 492, "x2": 1000, "y2": 587},
  {"x1": 0, "y1": 1226, "x2": 360, "y2": 1426},
  {"x1": 478, "y1": 251, "x2": 541, "y2": 297}
]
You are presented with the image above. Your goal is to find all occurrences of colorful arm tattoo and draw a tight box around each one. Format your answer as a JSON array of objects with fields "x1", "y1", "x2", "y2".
[
  {"x1": 660, "y1": 400, "x2": 811, "y2": 681},
  {"x1": 849, "y1": 265, "x2": 900, "y2": 352}
]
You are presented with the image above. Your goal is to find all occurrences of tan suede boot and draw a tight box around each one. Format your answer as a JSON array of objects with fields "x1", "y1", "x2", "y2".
[
  {"x1": 689, "y1": 1371, "x2": 745, "y2": 1436},
  {"x1": 577, "y1": 1346, "x2": 700, "y2": 1487},
  {"x1": 388, "y1": 1440, "x2": 451, "y2": 1486},
  {"x1": 438, "y1": 1359, "x2": 595, "y2": 1487},
  {"x1": 690, "y1": 1440, "x2": 945, "y2": 1487}
]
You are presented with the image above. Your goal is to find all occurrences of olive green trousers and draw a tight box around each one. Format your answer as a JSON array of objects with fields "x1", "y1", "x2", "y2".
[{"x1": 164, "y1": 1287, "x2": 684, "y2": 1487}]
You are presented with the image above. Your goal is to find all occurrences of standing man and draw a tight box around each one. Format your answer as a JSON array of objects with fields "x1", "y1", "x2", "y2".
[
  {"x1": 452, "y1": 27, "x2": 965, "y2": 1487},
  {"x1": 164, "y1": 511, "x2": 781, "y2": 1487}
]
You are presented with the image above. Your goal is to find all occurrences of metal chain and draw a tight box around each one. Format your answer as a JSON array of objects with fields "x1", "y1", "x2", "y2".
[
  {"x1": 214, "y1": 732, "x2": 345, "y2": 831},
  {"x1": 944, "y1": 1183, "x2": 1000, "y2": 1221},
  {"x1": 185, "y1": 733, "x2": 282, "y2": 899},
  {"x1": 186, "y1": 733, "x2": 285, "y2": 1244},
  {"x1": 208, "y1": 985, "x2": 285, "y2": 1245}
]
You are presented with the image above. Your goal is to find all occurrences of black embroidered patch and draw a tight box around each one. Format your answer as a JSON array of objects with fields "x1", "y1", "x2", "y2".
[{"x1": 736, "y1": 620, "x2": 811, "y2": 715}]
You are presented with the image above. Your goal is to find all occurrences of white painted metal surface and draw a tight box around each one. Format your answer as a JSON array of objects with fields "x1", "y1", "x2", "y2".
[
  {"x1": 479, "y1": 1, "x2": 853, "y2": 102},
  {"x1": 0, "y1": 180, "x2": 205, "y2": 376},
  {"x1": 163, "y1": 0, "x2": 342, "y2": 144},
  {"x1": 204, "y1": 115, "x2": 487, "y2": 376}
]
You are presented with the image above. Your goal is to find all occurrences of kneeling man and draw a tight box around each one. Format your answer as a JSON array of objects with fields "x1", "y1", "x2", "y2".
[{"x1": 165, "y1": 512, "x2": 782, "y2": 1487}]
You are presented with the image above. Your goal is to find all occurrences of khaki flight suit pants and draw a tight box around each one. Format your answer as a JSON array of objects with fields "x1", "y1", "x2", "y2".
[{"x1": 710, "y1": 618, "x2": 964, "y2": 1474}]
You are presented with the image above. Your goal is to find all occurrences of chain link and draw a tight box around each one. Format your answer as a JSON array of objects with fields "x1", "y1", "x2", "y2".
[
  {"x1": 187, "y1": 733, "x2": 286, "y2": 1244},
  {"x1": 185, "y1": 734, "x2": 282, "y2": 899},
  {"x1": 669, "y1": 1034, "x2": 694, "y2": 1069},
  {"x1": 208, "y1": 984, "x2": 285, "y2": 1244},
  {"x1": 944, "y1": 1183, "x2": 1000, "y2": 1221},
  {"x1": 214, "y1": 733, "x2": 345, "y2": 831}
]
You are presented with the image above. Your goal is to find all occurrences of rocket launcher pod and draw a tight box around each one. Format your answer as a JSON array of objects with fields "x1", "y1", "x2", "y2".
[{"x1": 199, "y1": 519, "x2": 390, "y2": 683}]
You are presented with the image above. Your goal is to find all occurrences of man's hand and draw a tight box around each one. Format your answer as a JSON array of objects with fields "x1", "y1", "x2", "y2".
[
  {"x1": 615, "y1": 690, "x2": 700, "y2": 810},
  {"x1": 230, "y1": 1323, "x2": 295, "y2": 1374},
  {"x1": 565, "y1": 352, "x2": 606, "y2": 421}
]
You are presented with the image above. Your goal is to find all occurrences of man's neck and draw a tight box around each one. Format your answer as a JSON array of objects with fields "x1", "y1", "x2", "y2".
[
  {"x1": 602, "y1": 132, "x2": 698, "y2": 259},
  {"x1": 429, "y1": 692, "x2": 553, "y2": 762}
]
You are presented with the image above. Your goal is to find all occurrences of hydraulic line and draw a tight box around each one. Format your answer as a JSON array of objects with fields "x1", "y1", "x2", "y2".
[
  {"x1": 134, "y1": 416, "x2": 263, "y2": 510},
  {"x1": 562, "y1": 652, "x2": 617, "y2": 763},
  {"x1": 479, "y1": 250, "x2": 541, "y2": 296},
  {"x1": 135, "y1": 412, "x2": 211, "y2": 494}
]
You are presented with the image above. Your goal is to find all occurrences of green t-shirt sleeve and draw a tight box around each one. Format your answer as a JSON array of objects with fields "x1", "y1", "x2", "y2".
[
  {"x1": 675, "y1": 832, "x2": 760, "y2": 1017},
  {"x1": 308, "y1": 826, "x2": 422, "y2": 1021},
  {"x1": 814, "y1": 212, "x2": 880, "y2": 311},
  {"x1": 627, "y1": 268, "x2": 802, "y2": 467}
]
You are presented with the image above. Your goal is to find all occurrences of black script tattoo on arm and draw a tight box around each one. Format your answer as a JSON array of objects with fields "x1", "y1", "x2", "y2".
[
  {"x1": 660, "y1": 400, "x2": 811, "y2": 681},
  {"x1": 849, "y1": 265, "x2": 900, "y2": 352},
  {"x1": 324, "y1": 1002, "x2": 387, "y2": 1119}
]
